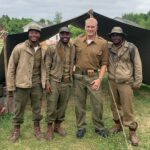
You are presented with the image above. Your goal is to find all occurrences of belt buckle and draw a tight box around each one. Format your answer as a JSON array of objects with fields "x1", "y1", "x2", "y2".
[{"x1": 87, "y1": 69, "x2": 94, "y2": 77}]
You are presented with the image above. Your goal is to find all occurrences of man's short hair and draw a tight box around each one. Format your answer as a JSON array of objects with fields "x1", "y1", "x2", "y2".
[{"x1": 85, "y1": 18, "x2": 98, "y2": 26}]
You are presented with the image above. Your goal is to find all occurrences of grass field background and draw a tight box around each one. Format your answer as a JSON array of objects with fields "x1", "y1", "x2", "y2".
[{"x1": 0, "y1": 79, "x2": 150, "y2": 150}]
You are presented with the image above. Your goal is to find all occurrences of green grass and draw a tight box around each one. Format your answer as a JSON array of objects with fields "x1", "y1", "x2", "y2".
[{"x1": 0, "y1": 81, "x2": 150, "y2": 150}]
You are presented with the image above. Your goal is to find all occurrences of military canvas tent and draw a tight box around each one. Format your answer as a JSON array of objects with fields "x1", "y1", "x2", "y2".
[{"x1": 0, "y1": 10, "x2": 150, "y2": 85}]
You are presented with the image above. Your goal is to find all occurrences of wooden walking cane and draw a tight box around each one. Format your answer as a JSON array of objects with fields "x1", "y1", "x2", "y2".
[{"x1": 3, "y1": 32, "x2": 13, "y2": 113}]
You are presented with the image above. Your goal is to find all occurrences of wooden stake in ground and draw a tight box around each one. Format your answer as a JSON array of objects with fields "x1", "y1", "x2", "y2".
[{"x1": 3, "y1": 31, "x2": 14, "y2": 113}]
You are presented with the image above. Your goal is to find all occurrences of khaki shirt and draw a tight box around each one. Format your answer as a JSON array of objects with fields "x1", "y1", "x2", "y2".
[
  {"x1": 108, "y1": 41, "x2": 142, "y2": 87},
  {"x1": 74, "y1": 34, "x2": 108, "y2": 70},
  {"x1": 31, "y1": 47, "x2": 42, "y2": 85},
  {"x1": 7, "y1": 40, "x2": 46, "y2": 91},
  {"x1": 45, "y1": 41, "x2": 75, "y2": 83}
]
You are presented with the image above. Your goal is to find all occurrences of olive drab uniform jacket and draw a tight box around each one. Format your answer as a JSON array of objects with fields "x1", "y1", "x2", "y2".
[
  {"x1": 45, "y1": 41, "x2": 75, "y2": 84},
  {"x1": 74, "y1": 34, "x2": 108, "y2": 70},
  {"x1": 108, "y1": 40, "x2": 142, "y2": 87},
  {"x1": 7, "y1": 40, "x2": 46, "y2": 91}
]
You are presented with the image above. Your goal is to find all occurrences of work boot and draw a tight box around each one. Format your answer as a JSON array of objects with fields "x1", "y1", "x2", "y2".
[
  {"x1": 54, "y1": 122, "x2": 67, "y2": 137},
  {"x1": 95, "y1": 129, "x2": 109, "y2": 138},
  {"x1": 129, "y1": 130, "x2": 139, "y2": 146},
  {"x1": 10, "y1": 127, "x2": 20, "y2": 143},
  {"x1": 45, "y1": 124, "x2": 54, "y2": 141},
  {"x1": 34, "y1": 127, "x2": 44, "y2": 140},
  {"x1": 76, "y1": 128, "x2": 86, "y2": 139},
  {"x1": 111, "y1": 119, "x2": 123, "y2": 134}
]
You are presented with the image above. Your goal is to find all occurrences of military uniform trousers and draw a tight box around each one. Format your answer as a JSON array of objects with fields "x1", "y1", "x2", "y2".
[
  {"x1": 46, "y1": 80, "x2": 71, "y2": 123},
  {"x1": 109, "y1": 80, "x2": 137, "y2": 130},
  {"x1": 74, "y1": 74, "x2": 105, "y2": 130},
  {"x1": 13, "y1": 83, "x2": 43, "y2": 125}
]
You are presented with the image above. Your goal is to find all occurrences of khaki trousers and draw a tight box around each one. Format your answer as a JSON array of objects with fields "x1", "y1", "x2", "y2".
[
  {"x1": 74, "y1": 74, "x2": 105, "y2": 130},
  {"x1": 109, "y1": 80, "x2": 137, "y2": 129},
  {"x1": 46, "y1": 80, "x2": 71, "y2": 123},
  {"x1": 13, "y1": 84, "x2": 43, "y2": 125}
]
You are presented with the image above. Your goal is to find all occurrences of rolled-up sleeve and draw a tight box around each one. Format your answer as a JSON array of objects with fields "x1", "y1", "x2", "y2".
[{"x1": 101, "y1": 41, "x2": 109, "y2": 66}]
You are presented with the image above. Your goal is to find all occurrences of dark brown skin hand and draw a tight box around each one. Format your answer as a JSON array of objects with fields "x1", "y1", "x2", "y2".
[
  {"x1": 132, "y1": 86, "x2": 140, "y2": 90},
  {"x1": 46, "y1": 84, "x2": 52, "y2": 93}
]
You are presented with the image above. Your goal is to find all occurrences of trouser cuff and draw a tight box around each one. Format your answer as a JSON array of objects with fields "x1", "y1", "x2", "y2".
[
  {"x1": 55, "y1": 120, "x2": 63, "y2": 124},
  {"x1": 113, "y1": 118, "x2": 123, "y2": 124},
  {"x1": 129, "y1": 122, "x2": 138, "y2": 131}
]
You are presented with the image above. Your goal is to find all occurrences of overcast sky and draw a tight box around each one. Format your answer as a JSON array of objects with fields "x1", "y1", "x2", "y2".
[{"x1": 0, "y1": 0, "x2": 150, "y2": 21}]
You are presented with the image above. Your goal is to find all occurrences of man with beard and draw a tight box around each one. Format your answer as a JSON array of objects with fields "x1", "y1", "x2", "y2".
[
  {"x1": 73, "y1": 18, "x2": 109, "y2": 139},
  {"x1": 7, "y1": 25, "x2": 46, "y2": 142},
  {"x1": 45, "y1": 27, "x2": 75, "y2": 140},
  {"x1": 107, "y1": 27, "x2": 142, "y2": 146}
]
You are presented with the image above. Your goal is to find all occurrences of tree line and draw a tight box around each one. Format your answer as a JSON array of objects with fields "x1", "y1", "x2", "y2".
[
  {"x1": 0, "y1": 10, "x2": 150, "y2": 36},
  {"x1": 0, "y1": 12, "x2": 62, "y2": 34},
  {"x1": 122, "y1": 11, "x2": 150, "y2": 29}
]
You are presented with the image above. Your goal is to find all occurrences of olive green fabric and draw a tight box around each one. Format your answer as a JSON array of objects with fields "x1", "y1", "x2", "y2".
[
  {"x1": 32, "y1": 48, "x2": 42, "y2": 85},
  {"x1": 108, "y1": 80, "x2": 137, "y2": 129},
  {"x1": 46, "y1": 80, "x2": 71, "y2": 123},
  {"x1": 45, "y1": 40, "x2": 74, "y2": 124},
  {"x1": 45, "y1": 41, "x2": 75, "y2": 84},
  {"x1": 13, "y1": 84, "x2": 43, "y2": 125},
  {"x1": 74, "y1": 74, "x2": 105, "y2": 130}
]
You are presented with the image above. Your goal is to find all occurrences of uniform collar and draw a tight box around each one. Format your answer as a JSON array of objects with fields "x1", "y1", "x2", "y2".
[
  {"x1": 58, "y1": 40, "x2": 71, "y2": 48},
  {"x1": 110, "y1": 40, "x2": 130, "y2": 57},
  {"x1": 25, "y1": 40, "x2": 41, "y2": 48},
  {"x1": 81, "y1": 34, "x2": 99, "y2": 45}
]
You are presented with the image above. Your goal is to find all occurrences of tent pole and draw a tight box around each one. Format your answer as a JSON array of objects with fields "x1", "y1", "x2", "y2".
[
  {"x1": 3, "y1": 33, "x2": 8, "y2": 87},
  {"x1": 3, "y1": 33, "x2": 13, "y2": 113}
]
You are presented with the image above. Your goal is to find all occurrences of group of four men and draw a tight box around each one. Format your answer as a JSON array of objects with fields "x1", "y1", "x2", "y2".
[{"x1": 7, "y1": 17, "x2": 142, "y2": 146}]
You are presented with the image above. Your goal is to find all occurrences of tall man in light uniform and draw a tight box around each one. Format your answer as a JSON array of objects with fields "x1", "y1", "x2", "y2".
[
  {"x1": 74, "y1": 18, "x2": 109, "y2": 138},
  {"x1": 7, "y1": 25, "x2": 46, "y2": 142}
]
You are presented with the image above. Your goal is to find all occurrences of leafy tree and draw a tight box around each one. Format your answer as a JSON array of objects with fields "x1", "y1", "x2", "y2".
[
  {"x1": 122, "y1": 11, "x2": 150, "y2": 29},
  {"x1": 69, "y1": 25, "x2": 84, "y2": 39},
  {"x1": 38, "y1": 18, "x2": 53, "y2": 26},
  {"x1": 53, "y1": 12, "x2": 62, "y2": 24},
  {"x1": 0, "y1": 15, "x2": 33, "y2": 34}
]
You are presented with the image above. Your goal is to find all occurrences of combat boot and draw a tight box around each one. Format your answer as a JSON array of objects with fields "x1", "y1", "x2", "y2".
[
  {"x1": 54, "y1": 122, "x2": 67, "y2": 137},
  {"x1": 45, "y1": 124, "x2": 54, "y2": 141},
  {"x1": 111, "y1": 119, "x2": 123, "y2": 134},
  {"x1": 34, "y1": 122, "x2": 44, "y2": 140},
  {"x1": 10, "y1": 126, "x2": 20, "y2": 143},
  {"x1": 129, "y1": 130, "x2": 139, "y2": 146},
  {"x1": 34, "y1": 126, "x2": 44, "y2": 140}
]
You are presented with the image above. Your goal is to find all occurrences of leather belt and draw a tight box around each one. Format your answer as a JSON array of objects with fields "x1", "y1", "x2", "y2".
[{"x1": 75, "y1": 67, "x2": 98, "y2": 76}]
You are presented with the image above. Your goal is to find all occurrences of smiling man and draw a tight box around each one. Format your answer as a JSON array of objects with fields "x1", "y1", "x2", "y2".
[
  {"x1": 73, "y1": 18, "x2": 109, "y2": 139},
  {"x1": 45, "y1": 27, "x2": 75, "y2": 141},
  {"x1": 7, "y1": 25, "x2": 46, "y2": 142},
  {"x1": 107, "y1": 27, "x2": 142, "y2": 146}
]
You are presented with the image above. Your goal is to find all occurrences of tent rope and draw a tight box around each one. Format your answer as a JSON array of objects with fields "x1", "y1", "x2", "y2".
[{"x1": 108, "y1": 80, "x2": 133, "y2": 150}]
